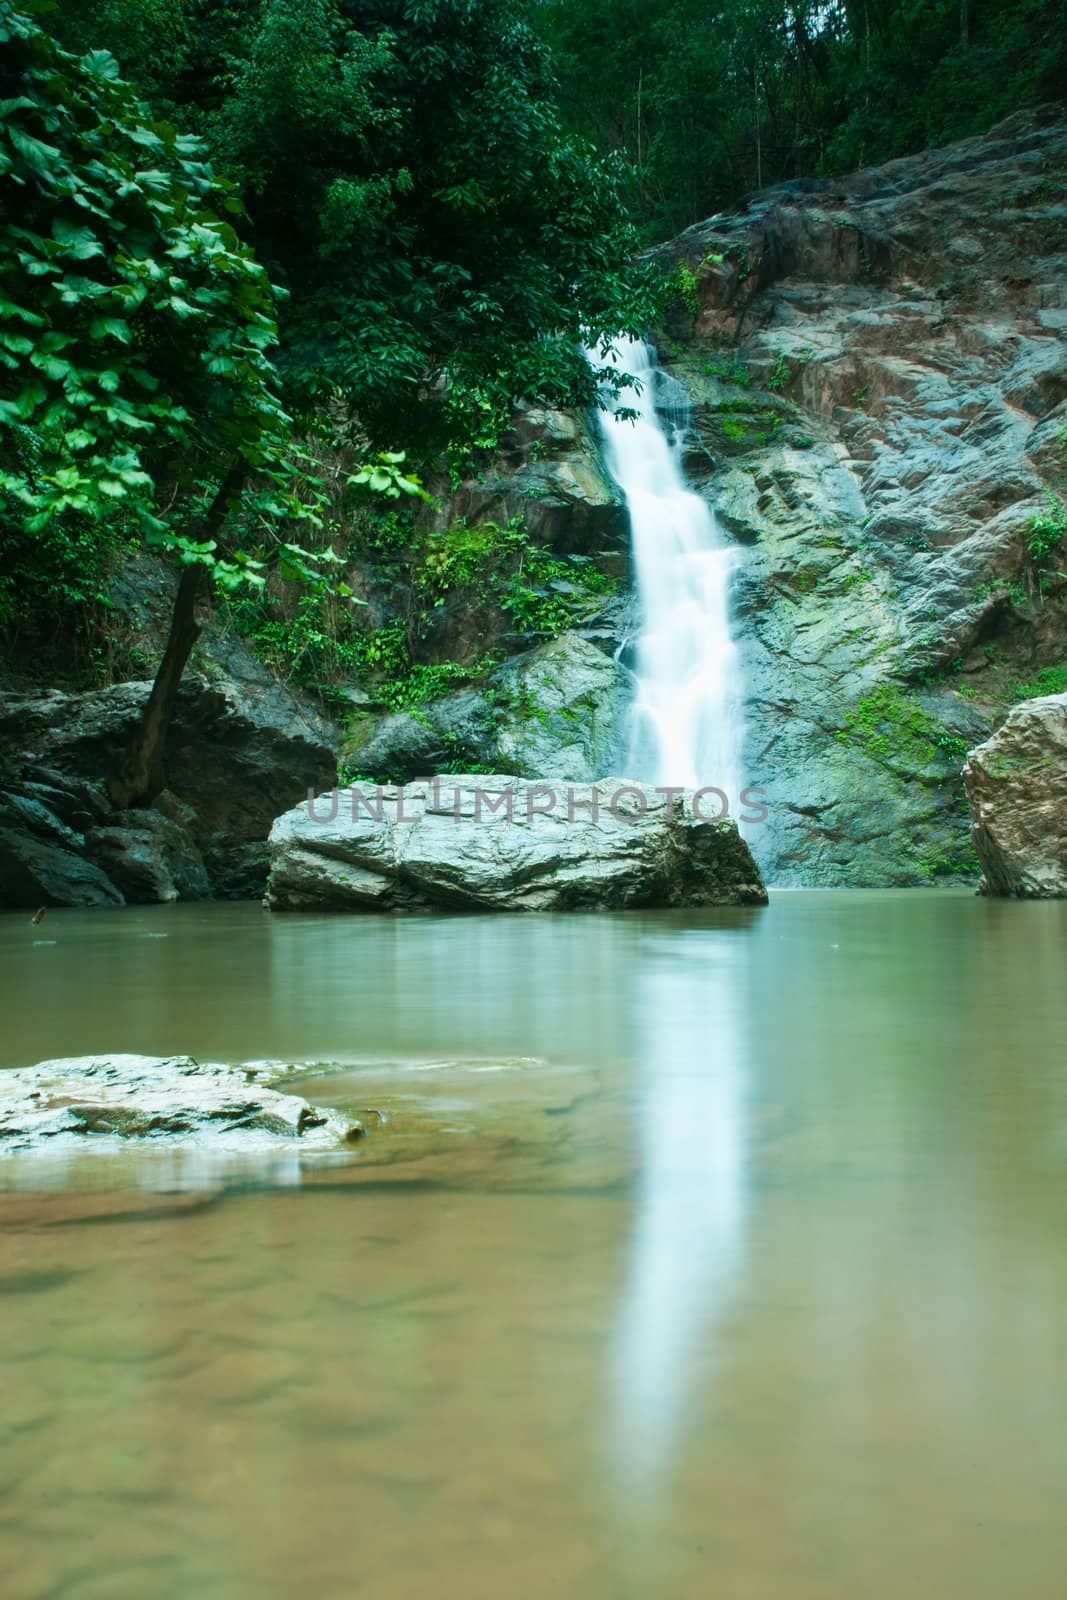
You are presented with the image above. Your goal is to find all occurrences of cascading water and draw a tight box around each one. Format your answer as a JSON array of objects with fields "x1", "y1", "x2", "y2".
[{"x1": 591, "y1": 338, "x2": 744, "y2": 800}]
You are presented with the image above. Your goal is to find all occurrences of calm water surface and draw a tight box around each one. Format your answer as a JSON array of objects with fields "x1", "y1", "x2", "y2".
[{"x1": 1, "y1": 892, "x2": 1066, "y2": 1599}]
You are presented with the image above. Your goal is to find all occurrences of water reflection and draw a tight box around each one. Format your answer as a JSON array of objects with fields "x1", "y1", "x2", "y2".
[
  {"x1": 611, "y1": 930, "x2": 749, "y2": 1496},
  {"x1": 0, "y1": 1142, "x2": 317, "y2": 1195},
  {"x1": 4, "y1": 898, "x2": 1067, "y2": 1597}
]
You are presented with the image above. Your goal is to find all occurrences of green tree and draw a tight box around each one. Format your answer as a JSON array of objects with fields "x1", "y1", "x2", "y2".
[
  {"x1": 49, "y1": 0, "x2": 657, "y2": 457},
  {"x1": 0, "y1": 5, "x2": 327, "y2": 804}
]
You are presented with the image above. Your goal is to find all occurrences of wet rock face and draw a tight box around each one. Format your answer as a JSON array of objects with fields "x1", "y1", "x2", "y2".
[
  {"x1": 444, "y1": 403, "x2": 629, "y2": 561},
  {"x1": 963, "y1": 694, "x2": 1067, "y2": 896},
  {"x1": 648, "y1": 108, "x2": 1067, "y2": 885},
  {"x1": 0, "y1": 780, "x2": 123, "y2": 907},
  {"x1": 85, "y1": 810, "x2": 210, "y2": 904},
  {"x1": 347, "y1": 632, "x2": 630, "y2": 785},
  {"x1": 267, "y1": 778, "x2": 768, "y2": 912},
  {"x1": 0, "y1": 671, "x2": 336, "y2": 905},
  {"x1": 0, "y1": 823, "x2": 125, "y2": 908},
  {"x1": 0, "y1": 1055, "x2": 356, "y2": 1158}
]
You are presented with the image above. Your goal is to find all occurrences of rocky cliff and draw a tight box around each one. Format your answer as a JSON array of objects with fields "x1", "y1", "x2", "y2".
[
  {"x1": 349, "y1": 109, "x2": 1067, "y2": 888},
  {"x1": 647, "y1": 106, "x2": 1067, "y2": 884}
]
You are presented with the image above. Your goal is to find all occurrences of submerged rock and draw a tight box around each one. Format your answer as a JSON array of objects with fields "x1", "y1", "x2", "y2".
[
  {"x1": 0, "y1": 1055, "x2": 355, "y2": 1157},
  {"x1": 963, "y1": 694, "x2": 1067, "y2": 897},
  {"x1": 266, "y1": 777, "x2": 768, "y2": 912}
]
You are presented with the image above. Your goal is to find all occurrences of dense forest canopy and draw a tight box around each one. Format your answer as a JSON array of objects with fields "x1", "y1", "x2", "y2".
[
  {"x1": 16, "y1": 0, "x2": 1066, "y2": 450},
  {"x1": 42, "y1": 0, "x2": 655, "y2": 445},
  {"x1": 537, "y1": 0, "x2": 1067, "y2": 237}
]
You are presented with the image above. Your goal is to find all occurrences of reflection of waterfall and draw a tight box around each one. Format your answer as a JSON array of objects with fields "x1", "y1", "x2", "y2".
[
  {"x1": 591, "y1": 338, "x2": 744, "y2": 798},
  {"x1": 609, "y1": 932, "x2": 748, "y2": 1495}
]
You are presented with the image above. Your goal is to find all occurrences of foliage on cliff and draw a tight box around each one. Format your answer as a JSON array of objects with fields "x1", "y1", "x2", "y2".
[
  {"x1": 0, "y1": 5, "x2": 314, "y2": 628},
  {"x1": 46, "y1": 0, "x2": 656, "y2": 453},
  {"x1": 227, "y1": 507, "x2": 618, "y2": 712},
  {"x1": 1, "y1": 0, "x2": 653, "y2": 787},
  {"x1": 537, "y1": 0, "x2": 1067, "y2": 236}
]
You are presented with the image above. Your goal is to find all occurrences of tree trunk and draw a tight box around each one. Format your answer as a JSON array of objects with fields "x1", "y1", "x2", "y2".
[
  {"x1": 107, "y1": 461, "x2": 247, "y2": 811},
  {"x1": 636, "y1": 67, "x2": 643, "y2": 171}
]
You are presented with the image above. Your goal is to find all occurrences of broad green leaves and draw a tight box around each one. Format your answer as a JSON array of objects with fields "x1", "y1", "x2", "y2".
[
  {"x1": 0, "y1": 7, "x2": 320, "y2": 593},
  {"x1": 78, "y1": 0, "x2": 657, "y2": 457},
  {"x1": 81, "y1": 49, "x2": 122, "y2": 81},
  {"x1": 347, "y1": 451, "x2": 431, "y2": 502},
  {"x1": 41, "y1": 0, "x2": 660, "y2": 462}
]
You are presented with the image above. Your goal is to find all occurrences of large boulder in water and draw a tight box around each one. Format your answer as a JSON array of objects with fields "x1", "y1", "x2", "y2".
[
  {"x1": 266, "y1": 777, "x2": 768, "y2": 912},
  {"x1": 963, "y1": 694, "x2": 1067, "y2": 897}
]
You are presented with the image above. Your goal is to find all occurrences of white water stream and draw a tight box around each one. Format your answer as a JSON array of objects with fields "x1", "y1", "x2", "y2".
[{"x1": 592, "y1": 339, "x2": 744, "y2": 799}]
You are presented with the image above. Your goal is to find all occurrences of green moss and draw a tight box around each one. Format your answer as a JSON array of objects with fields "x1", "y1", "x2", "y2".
[
  {"x1": 767, "y1": 353, "x2": 791, "y2": 392},
  {"x1": 836, "y1": 682, "x2": 962, "y2": 769},
  {"x1": 973, "y1": 575, "x2": 1030, "y2": 607},
  {"x1": 701, "y1": 355, "x2": 750, "y2": 388},
  {"x1": 1012, "y1": 665, "x2": 1067, "y2": 700},
  {"x1": 711, "y1": 404, "x2": 783, "y2": 451},
  {"x1": 230, "y1": 511, "x2": 616, "y2": 708},
  {"x1": 981, "y1": 750, "x2": 1047, "y2": 781},
  {"x1": 495, "y1": 680, "x2": 554, "y2": 731},
  {"x1": 791, "y1": 569, "x2": 821, "y2": 594},
  {"x1": 913, "y1": 845, "x2": 982, "y2": 881}
]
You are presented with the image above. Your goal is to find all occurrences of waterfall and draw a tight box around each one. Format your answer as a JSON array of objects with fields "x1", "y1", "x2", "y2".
[{"x1": 591, "y1": 339, "x2": 744, "y2": 802}]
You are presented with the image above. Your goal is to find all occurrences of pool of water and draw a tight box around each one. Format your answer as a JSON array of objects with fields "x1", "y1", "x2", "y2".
[{"x1": 1, "y1": 892, "x2": 1066, "y2": 1598}]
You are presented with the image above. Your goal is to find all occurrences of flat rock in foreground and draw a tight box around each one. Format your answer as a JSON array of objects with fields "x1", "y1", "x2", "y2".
[
  {"x1": 0, "y1": 1055, "x2": 356, "y2": 1157},
  {"x1": 963, "y1": 694, "x2": 1067, "y2": 897},
  {"x1": 267, "y1": 777, "x2": 768, "y2": 912}
]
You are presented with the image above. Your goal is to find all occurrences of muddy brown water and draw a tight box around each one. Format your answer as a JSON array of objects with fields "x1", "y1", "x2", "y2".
[{"x1": 1, "y1": 892, "x2": 1066, "y2": 1599}]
